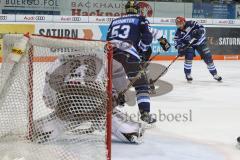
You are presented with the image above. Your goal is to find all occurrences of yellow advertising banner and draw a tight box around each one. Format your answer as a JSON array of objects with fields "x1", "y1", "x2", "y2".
[{"x1": 0, "y1": 24, "x2": 35, "y2": 59}]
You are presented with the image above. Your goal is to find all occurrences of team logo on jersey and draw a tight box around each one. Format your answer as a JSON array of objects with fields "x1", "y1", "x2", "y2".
[
  {"x1": 138, "y1": 2, "x2": 153, "y2": 17},
  {"x1": 185, "y1": 35, "x2": 192, "y2": 42}
]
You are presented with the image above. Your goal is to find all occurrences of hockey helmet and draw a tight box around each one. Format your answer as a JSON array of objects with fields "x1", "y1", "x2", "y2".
[
  {"x1": 175, "y1": 16, "x2": 186, "y2": 29},
  {"x1": 125, "y1": 0, "x2": 140, "y2": 14}
]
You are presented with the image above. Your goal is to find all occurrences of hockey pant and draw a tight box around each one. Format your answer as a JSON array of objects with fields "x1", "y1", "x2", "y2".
[
  {"x1": 184, "y1": 43, "x2": 218, "y2": 76},
  {"x1": 113, "y1": 51, "x2": 151, "y2": 113}
]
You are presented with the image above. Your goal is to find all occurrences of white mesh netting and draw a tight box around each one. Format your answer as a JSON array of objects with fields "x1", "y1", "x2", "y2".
[{"x1": 0, "y1": 34, "x2": 111, "y2": 160}]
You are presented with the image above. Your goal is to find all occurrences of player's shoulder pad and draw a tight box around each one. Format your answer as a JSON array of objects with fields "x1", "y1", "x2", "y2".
[
  {"x1": 112, "y1": 16, "x2": 123, "y2": 22},
  {"x1": 187, "y1": 20, "x2": 201, "y2": 27},
  {"x1": 174, "y1": 28, "x2": 181, "y2": 36},
  {"x1": 185, "y1": 20, "x2": 194, "y2": 26},
  {"x1": 139, "y1": 15, "x2": 150, "y2": 25}
]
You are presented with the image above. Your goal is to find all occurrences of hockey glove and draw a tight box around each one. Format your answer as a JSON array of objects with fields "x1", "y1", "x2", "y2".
[
  {"x1": 178, "y1": 47, "x2": 186, "y2": 57},
  {"x1": 192, "y1": 29, "x2": 204, "y2": 39},
  {"x1": 158, "y1": 37, "x2": 171, "y2": 51},
  {"x1": 117, "y1": 93, "x2": 126, "y2": 106},
  {"x1": 139, "y1": 47, "x2": 152, "y2": 62}
]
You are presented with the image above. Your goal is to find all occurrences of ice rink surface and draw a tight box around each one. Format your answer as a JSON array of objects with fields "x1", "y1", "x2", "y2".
[
  {"x1": 0, "y1": 60, "x2": 240, "y2": 160},
  {"x1": 113, "y1": 60, "x2": 240, "y2": 160}
]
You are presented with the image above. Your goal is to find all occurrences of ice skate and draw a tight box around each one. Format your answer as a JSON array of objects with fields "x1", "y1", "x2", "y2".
[
  {"x1": 185, "y1": 74, "x2": 193, "y2": 82},
  {"x1": 140, "y1": 111, "x2": 157, "y2": 128},
  {"x1": 213, "y1": 74, "x2": 222, "y2": 82}
]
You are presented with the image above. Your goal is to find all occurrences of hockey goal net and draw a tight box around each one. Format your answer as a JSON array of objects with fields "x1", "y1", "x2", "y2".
[{"x1": 0, "y1": 34, "x2": 112, "y2": 160}]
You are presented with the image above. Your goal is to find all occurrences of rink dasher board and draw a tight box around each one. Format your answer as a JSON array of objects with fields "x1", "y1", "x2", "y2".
[{"x1": 0, "y1": 14, "x2": 240, "y2": 26}]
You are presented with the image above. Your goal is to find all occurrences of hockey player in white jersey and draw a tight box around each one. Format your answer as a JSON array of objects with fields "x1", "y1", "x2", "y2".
[{"x1": 33, "y1": 51, "x2": 145, "y2": 144}]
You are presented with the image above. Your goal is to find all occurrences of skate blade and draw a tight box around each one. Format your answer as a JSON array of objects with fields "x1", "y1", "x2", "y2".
[
  {"x1": 216, "y1": 79, "x2": 223, "y2": 82},
  {"x1": 139, "y1": 120, "x2": 156, "y2": 129},
  {"x1": 150, "y1": 90, "x2": 156, "y2": 95},
  {"x1": 130, "y1": 135, "x2": 143, "y2": 144},
  {"x1": 145, "y1": 123, "x2": 156, "y2": 129}
]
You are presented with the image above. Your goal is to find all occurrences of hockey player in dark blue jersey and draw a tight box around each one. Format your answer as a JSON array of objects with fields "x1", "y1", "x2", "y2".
[
  {"x1": 107, "y1": 0, "x2": 170, "y2": 125},
  {"x1": 107, "y1": 0, "x2": 154, "y2": 125},
  {"x1": 174, "y1": 16, "x2": 222, "y2": 82}
]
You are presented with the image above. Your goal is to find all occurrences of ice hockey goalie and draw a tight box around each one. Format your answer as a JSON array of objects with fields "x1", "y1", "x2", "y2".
[{"x1": 32, "y1": 51, "x2": 145, "y2": 144}]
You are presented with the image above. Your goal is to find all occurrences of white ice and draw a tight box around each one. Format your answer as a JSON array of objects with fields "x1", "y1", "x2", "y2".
[
  {"x1": 0, "y1": 60, "x2": 240, "y2": 160},
  {"x1": 112, "y1": 60, "x2": 240, "y2": 160}
]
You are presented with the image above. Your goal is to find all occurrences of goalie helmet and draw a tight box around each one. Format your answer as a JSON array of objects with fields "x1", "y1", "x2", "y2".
[
  {"x1": 43, "y1": 53, "x2": 107, "y2": 123},
  {"x1": 125, "y1": 0, "x2": 140, "y2": 14},
  {"x1": 175, "y1": 16, "x2": 186, "y2": 29}
]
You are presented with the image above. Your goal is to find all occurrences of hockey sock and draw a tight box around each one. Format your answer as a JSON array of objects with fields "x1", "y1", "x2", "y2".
[
  {"x1": 184, "y1": 60, "x2": 192, "y2": 75},
  {"x1": 207, "y1": 62, "x2": 217, "y2": 76},
  {"x1": 135, "y1": 85, "x2": 150, "y2": 113}
]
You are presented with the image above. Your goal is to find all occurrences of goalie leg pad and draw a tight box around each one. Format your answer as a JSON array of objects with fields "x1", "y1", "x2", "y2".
[
  {"x1": 112, "y1": 108, "x2": 145, "y2": 144},
  {"x1": 32, "y1": 113, "x2": 65, "y2": 144}
]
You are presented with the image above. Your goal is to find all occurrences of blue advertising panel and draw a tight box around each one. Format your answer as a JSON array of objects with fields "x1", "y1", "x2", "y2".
[
  {"x1": 99, "y1": 25, "x2": 178, "y2": 56},
  {"x1": 150, "y1": 26, "x2": 177, "y2": 56},
  {"x1": 192, "y1": 3, "x2": 236, "y2": 19}
]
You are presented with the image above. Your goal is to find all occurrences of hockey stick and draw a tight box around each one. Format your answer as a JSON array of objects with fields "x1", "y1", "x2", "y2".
[
  {"x1": 150, "y1": 55, "x2": 179, "y2": 84},
  {"x1": 120, "y1": 38, "x2": 196, "y2": 95},
  {"x1": 150, "y1": 38, "x2": 197, "y2": 84},
  {"x1": 119, "y1": 51, "x2": 161, "y2": 95}
]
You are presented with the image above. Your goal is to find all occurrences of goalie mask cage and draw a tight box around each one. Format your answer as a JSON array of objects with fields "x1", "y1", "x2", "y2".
[{"x1": 0, "y1": 34, "x2": 113, "y2": 160}]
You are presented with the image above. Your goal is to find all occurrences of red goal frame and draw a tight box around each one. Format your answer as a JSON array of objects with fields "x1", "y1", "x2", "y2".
[{"x1": 25, "y1": 35, "x2": 113, "y2": 160}]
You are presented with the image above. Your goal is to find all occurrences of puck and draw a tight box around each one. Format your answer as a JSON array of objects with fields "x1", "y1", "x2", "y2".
[{"x1": 237, "y1": 137, "x2": 240, "y2": 143}]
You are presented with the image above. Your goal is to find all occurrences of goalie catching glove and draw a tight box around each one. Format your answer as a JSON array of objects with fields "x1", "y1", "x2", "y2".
[{"x1": 158, "y1": 36, "x2": 171, "y2": 51}]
